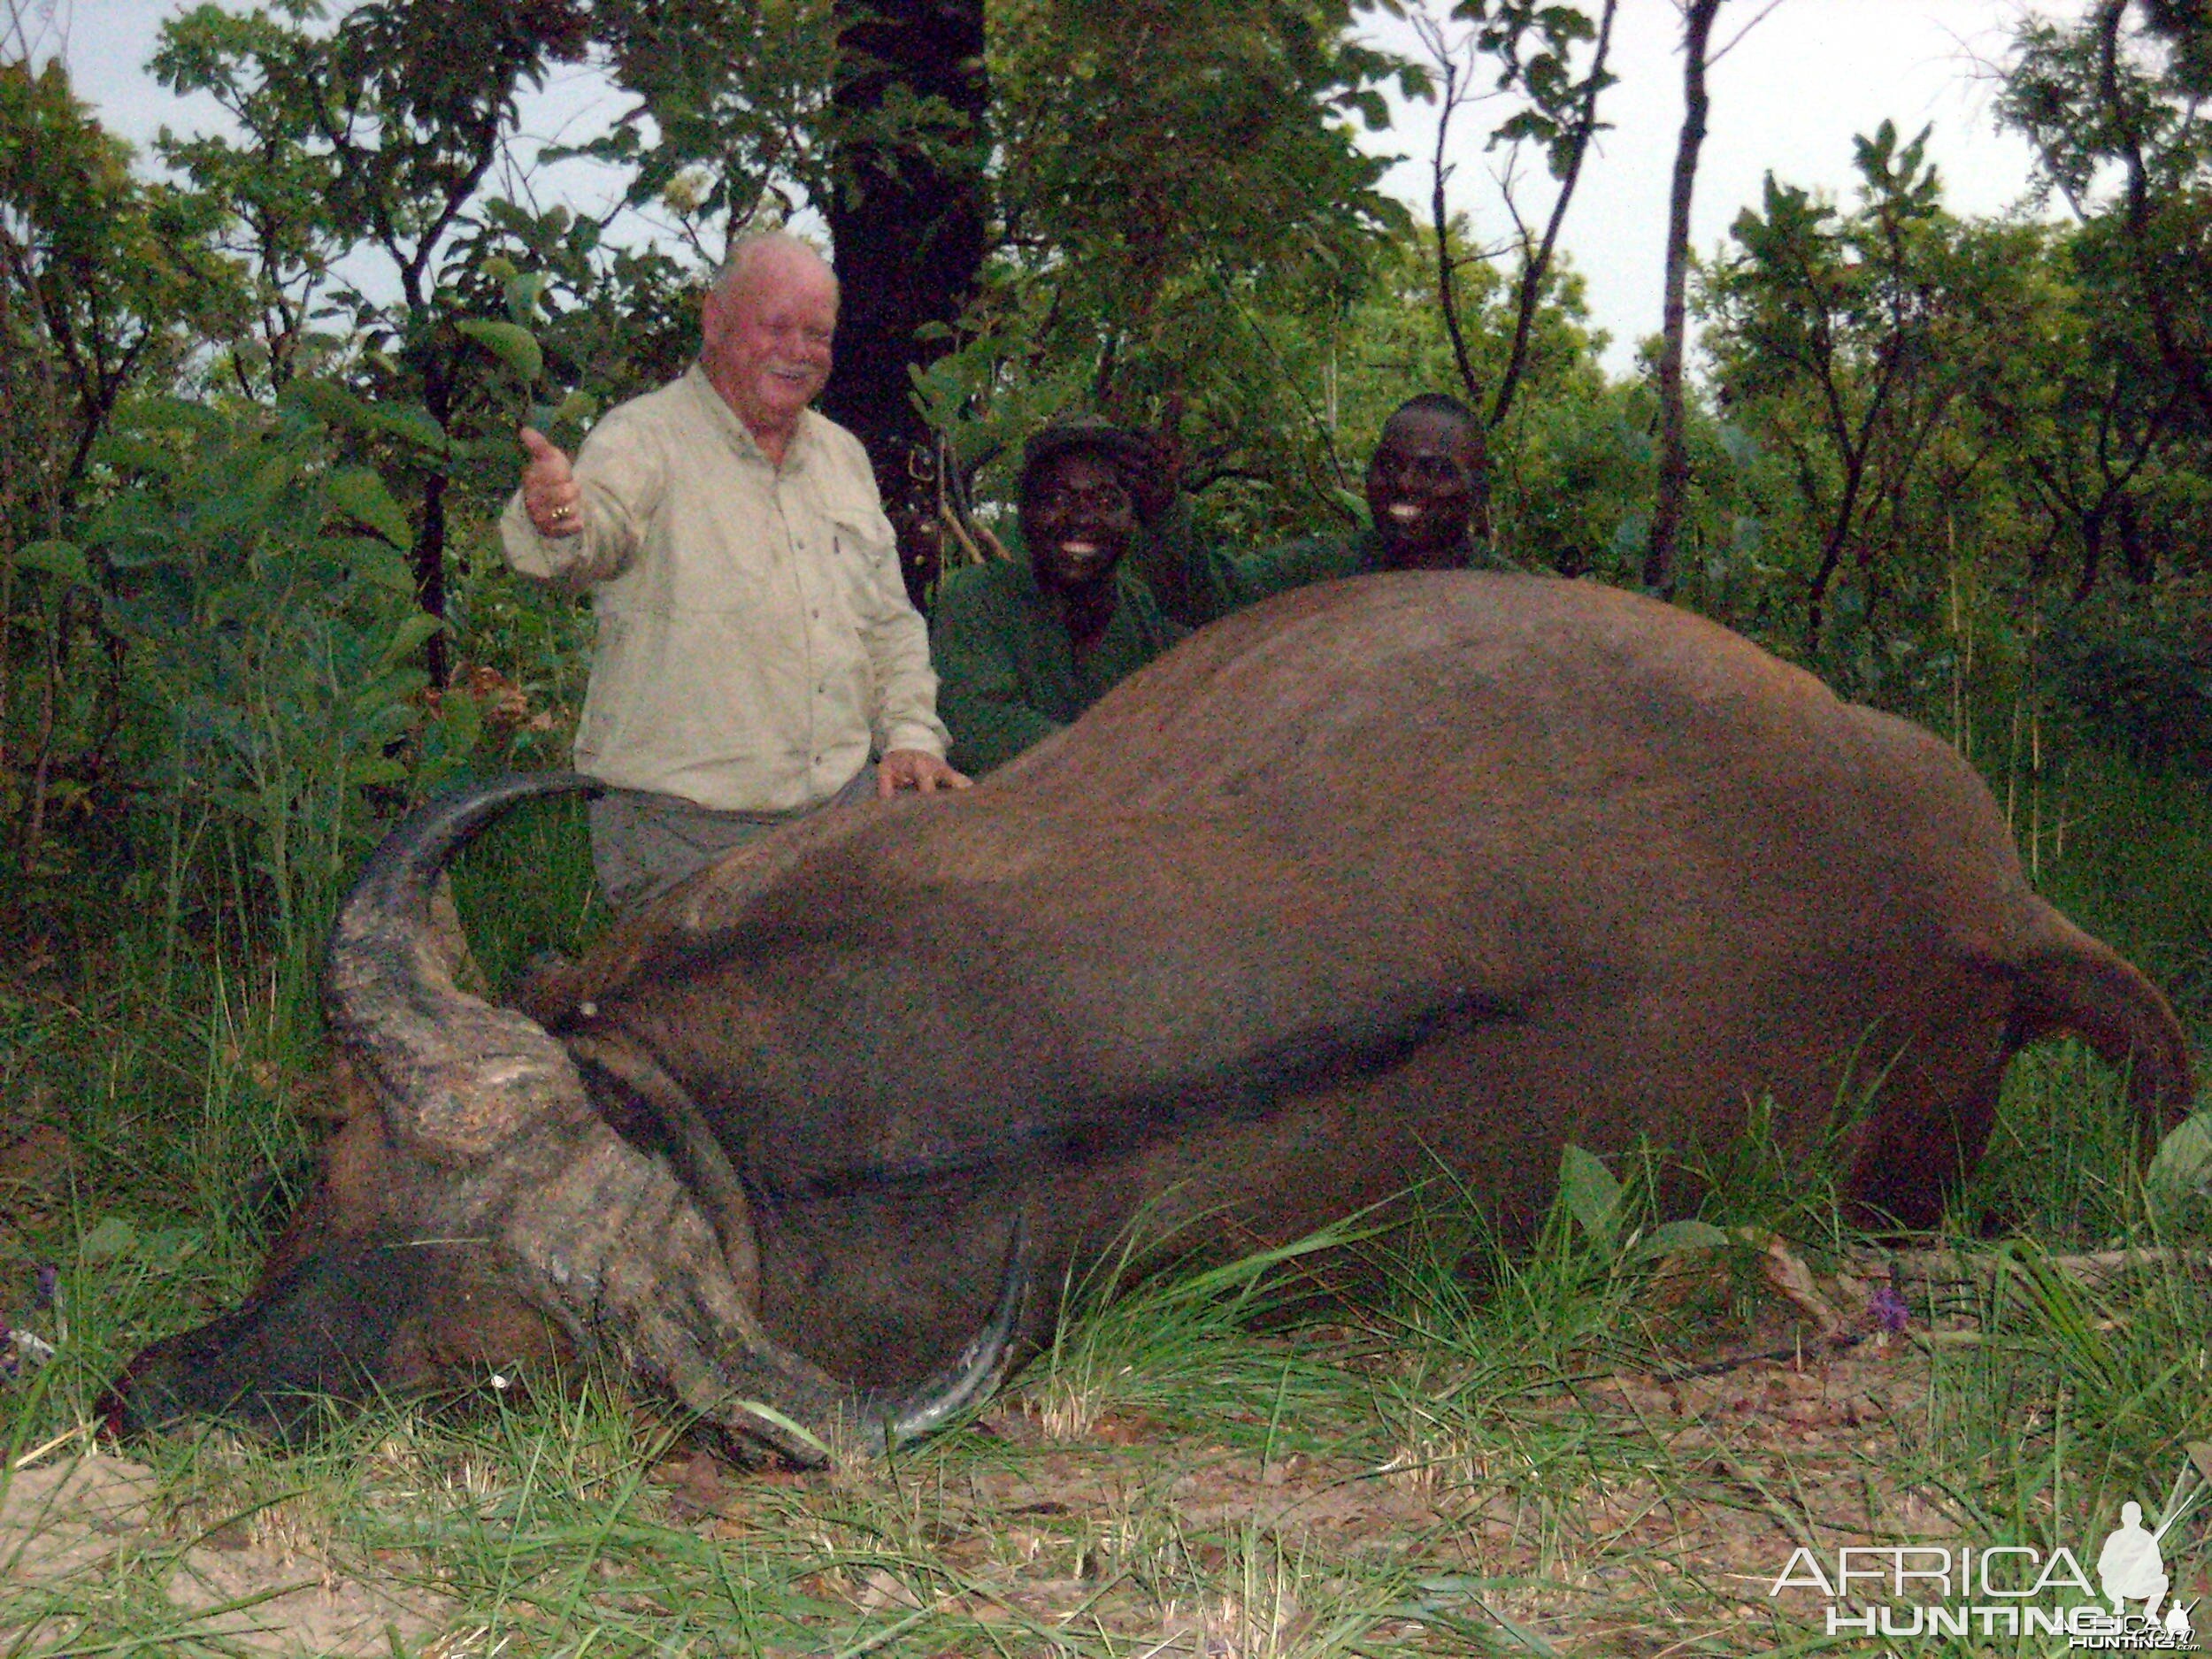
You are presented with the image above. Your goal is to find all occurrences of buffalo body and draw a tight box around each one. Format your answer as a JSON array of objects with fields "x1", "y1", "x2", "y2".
[{"x1": 111, "y1": 572, "x2": 2194, "y2": 1458}]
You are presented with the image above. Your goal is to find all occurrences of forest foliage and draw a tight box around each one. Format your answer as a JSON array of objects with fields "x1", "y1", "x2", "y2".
[{"x1": 4, "y1": 0, "x2": 2212, "y2": 969}]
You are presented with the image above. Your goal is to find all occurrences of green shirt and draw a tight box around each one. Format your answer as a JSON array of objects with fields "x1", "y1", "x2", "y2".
[{"x1": 930, "y1": 555, "x2": 1187, "y2": 775}]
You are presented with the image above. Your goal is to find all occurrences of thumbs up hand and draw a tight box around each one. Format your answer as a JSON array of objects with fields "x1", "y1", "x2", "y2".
[{"x1": 520, "y1": 426, "x2": 583, "y2": 538}]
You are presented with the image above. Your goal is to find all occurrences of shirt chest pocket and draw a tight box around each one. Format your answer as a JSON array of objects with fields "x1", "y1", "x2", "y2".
[{"x1": 818, "y1": 491, "x2": 899, "y2": 615}]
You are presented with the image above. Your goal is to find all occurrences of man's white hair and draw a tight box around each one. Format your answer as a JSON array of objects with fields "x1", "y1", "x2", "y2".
[{"x1": 715, "y1": 231, "x2": 835, "y2": 298}]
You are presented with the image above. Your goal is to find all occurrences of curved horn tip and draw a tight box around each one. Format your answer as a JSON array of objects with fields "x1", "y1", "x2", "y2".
[
  {"x1": 710, "y1": 1216, "x2": 1030, "y2": 1470},
  {"x1": 887, "y1": 1212, "x2": 1031, "y2": 1449},
  {"x1": 342, "y1": 772, "x2": 607, "y2": 924}
]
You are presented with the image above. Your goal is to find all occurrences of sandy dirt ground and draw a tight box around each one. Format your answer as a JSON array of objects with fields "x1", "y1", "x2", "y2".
[{"x1": 2, "y1": 1333, "x2": 2091, "y2": 1657}]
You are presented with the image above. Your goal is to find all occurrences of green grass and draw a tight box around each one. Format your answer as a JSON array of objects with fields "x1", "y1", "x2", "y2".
[{"x1": 4, "y1": 742, "x2": 2211, "y2": 1655}]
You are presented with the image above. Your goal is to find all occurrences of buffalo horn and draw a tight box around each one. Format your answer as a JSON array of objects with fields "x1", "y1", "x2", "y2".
[{"x1": 327, "y1": 773, "x2": 1026, "y2": 1462}]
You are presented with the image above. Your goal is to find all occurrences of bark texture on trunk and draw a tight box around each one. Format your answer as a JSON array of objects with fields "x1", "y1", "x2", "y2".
[
  {"x1": 1647, "y1": 0, "x2": 1723, "y2": 597},
  {"x1": 820, "y1": 0, "x2": 990, "y2": 610}
]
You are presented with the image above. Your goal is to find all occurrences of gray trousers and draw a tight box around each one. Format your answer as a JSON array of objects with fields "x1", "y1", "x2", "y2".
[{"x1": 588, "y1": 766, "x2": 875, "y2": 911}]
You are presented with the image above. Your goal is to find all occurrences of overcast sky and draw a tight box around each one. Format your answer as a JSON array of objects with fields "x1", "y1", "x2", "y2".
[
  {"x1": 49, "y1": 0, "x2": 2088, "y2": 376},
  {"x1": 1364, "y1": 0, "x2": 2089, "y2": 371}
]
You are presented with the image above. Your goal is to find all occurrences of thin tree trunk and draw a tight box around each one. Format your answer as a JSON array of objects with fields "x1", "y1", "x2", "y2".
[
  {"x1": 1803, "y1": 350, "x2": 1905, "y2": 649},
  {"x1": 1492, "y1": 0, "x2": 1619, "y2": 432},
  {"x1": 1646, "y1": 0, "x2": 1724, "y2": 596},
  {"x1": 2075, "y1": 505, "x2": 2108, "y2": 603},
  {"x1": 2118, "y1": 491, "x2": 2151, "y2": 583},
  {"x1": 416, "y1": 472, "x2": 449, "y2": 687},
  {"x1": 22, "y1": 595, "x2": 59, "y2": 859},
  {"x1": 414, "y1": 349, "x2": 452, "y2": 687},
  {"x1": 1426, "y1": 54, "x2": 1494, "y2": 545},
  {"x1": 820, "y1": 0, "x2": 990, "y2": 611}
]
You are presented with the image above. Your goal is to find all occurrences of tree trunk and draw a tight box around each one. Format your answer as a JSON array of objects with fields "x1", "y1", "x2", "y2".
[
  {"x1": 1646, "y1": 0, "x2": 1723, "y2": 597},
  {"x1": 1425, "y1": 55, "x2": 1494, "y2": 546},
  {"x1": 1491, "y1": 0, "x2": 1620, "y2": 434},
  {"x1": 2118, "y1": 491, "x2": 2152, "y2": 583},
  {"x1": 2075, "y1": 503, "x2": 2108, "y2": 603},
  {"x1": 415, "y1": 472, "x2": 449, "y2": 687},
  {"x1": 414, "y1": 343, "x2": 453, "y2": 687},
  {"x1": 820, "y1": 0, "x2": 990, "y2": 611}
]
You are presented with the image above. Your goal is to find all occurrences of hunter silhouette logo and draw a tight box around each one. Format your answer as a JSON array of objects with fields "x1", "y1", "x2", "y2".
[
  {"x1": 1770, "y1": 1448, "x2": 2207, "y2": 1648},
  {"x1": 2097, "y1": 1501, "x2": 2194, "y2": 1644}
]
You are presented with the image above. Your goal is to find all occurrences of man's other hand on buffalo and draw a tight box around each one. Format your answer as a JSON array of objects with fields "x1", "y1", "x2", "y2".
[{"x1": 878, "y1": 749, "x2": 972, "y2": 796}]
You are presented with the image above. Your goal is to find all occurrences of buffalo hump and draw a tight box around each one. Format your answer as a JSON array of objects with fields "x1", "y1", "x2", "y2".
[{"x1": 113, "y1": 572, "x2": 2194, "y2": 1455}]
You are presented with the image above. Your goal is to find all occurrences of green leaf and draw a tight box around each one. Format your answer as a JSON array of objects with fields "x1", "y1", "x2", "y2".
[
  {"x1": 458, "y1": 317, "x2": 543, "y2": 382},
  {"x1": 1632, "y1": 1218, "x2": 1732, "y2": 1263},
  {"x1": 379, "y1": 609, "x2": 445, "y2": 669},
  {"x1": 348, "y1": 754, "x2": 411, "y2": 786},
  {"x1": 2151, "y1": 1111, "x2": 2212, "y2": 1189},
  {"x1": 1557, "y1": 1143, "x2": 1620, "y2": 1250},
  {"x1": 79, "y1": 1216, "x2": 139, "y2": 1263},
  {"x1": 2148, "y1": 1113, "x2": 2212, "y2": 1225},
  {"x1": 369, "y1": 402, "x2": 452, "y2": 454},
  {"x1": 326, "y1": 466, "x2": 412, "y2": 549},
  {"x1": 91, "y1": 434, "x2": 181, "y2": 477},
  {"x1": 337, "y1": 540, "x2": 419, "y2": 596},
  {"x1": 10, "y1": 540, "x2": 88, "y2": 586},
  {"x1": 287, "y1": 376, "x2": 373, "y2": 432},
  {"x1": 503, "y1": 270, "x2": 550, "y2": 326}
]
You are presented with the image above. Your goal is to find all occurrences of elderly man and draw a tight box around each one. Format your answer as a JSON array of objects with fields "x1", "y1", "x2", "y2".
[
  {"x1": 1138, "y1": 393, "x2": 1518, "y2": 628},
  {"x1": 503, "y1": 232, "x2": 967, "y2": 909},
  {"x1": 929, "y1": 416, "x2": 1186, "y2": 775}
]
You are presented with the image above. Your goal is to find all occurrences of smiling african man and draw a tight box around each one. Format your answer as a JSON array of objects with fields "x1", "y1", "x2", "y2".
[
  {"x1": 1134, "y1": 393, "x2": 1524, "y2": 630},
  {"x1": 929, "y1": 416, "x2": 1188, "y2": 775}
]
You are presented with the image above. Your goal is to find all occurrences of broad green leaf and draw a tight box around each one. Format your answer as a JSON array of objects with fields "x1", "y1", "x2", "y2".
[
  {"x1": 525, "y1": 390, "x2": 599, "y2": 444},
  {"x1": 2148, "y1": 1112, "x2": 2212, "y2": 1226},
  {"x1": 10, "y1": 540, "x2": 88, "y2": 585},
  {"x1": 1556, "y1": 1143, "x2": 1620, "y2": 1249},
  {"x1": 90, "y1": 434, "x2": 182, "y2": 477},
  {"x1": 378, "y1": 609, "x2": 445, "y2": 668},
  {"x1": 326, "y1": 466, "x2": 412, "y2": 549},
  {"x1": 458, "y1": 317, "x2": 542, "y2": 382},
  {"x1": 334, "y1": 540, "x2": 418, "y2": 596},
  {"x1": 369, "y1": 402, "x2": 451, "y2": 454},
  {"x1": 1632, "y1": 1218, "x2": 1731, "y2": 1262},
  {"x1": 2150, "y1": 1110, "x2": 2212, "y2": 1193},
  {"x1": 503, "y1": 270, "x2": 550, "y2": 326},
  {"x1": 287, "y1": 376, "x2": 373, "y2": 431},
  {"x1": 79, "y1": 1216, "x2": 139, "y2": 1263},
  {"x1": 348, "y1": 754, "x2": 410, "y2": 786}
]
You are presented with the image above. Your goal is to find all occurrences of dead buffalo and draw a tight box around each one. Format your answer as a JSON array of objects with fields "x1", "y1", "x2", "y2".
[{"x1": 109, "y1": 572, "x2": 2194, "y2": 1463}]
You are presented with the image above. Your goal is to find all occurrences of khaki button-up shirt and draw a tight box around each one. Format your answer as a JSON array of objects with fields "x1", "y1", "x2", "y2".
[{"x1": 500, "y1": 365, "x2": 949, "y2": 813}]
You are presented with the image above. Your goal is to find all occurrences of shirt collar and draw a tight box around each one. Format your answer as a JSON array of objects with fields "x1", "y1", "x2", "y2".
[{"x1": 682, "y1": 362, "x2": 817, "y2": 472}]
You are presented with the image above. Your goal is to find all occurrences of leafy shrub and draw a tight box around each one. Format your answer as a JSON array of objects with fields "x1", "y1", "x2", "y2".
[
  {"x1": 67, "y1": 390, "x2": 482, "y2": 1011},
  {"x1": 2044, "y1": 580, "x2": 2212, "y2": 772}
]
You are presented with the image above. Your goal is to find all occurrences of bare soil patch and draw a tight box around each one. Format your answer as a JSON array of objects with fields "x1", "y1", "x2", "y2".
[{"x1": 3, "y1": 1449, "x2": 449, "y2": 1656}]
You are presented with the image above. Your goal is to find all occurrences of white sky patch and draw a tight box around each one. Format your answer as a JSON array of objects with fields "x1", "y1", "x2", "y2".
[
  {"x1": 1359, "y1": 0, "x2": 2093, "y2": 373},
  {"x1": 55, "y1": 0, "x2": 2095, "y2": 379}
]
